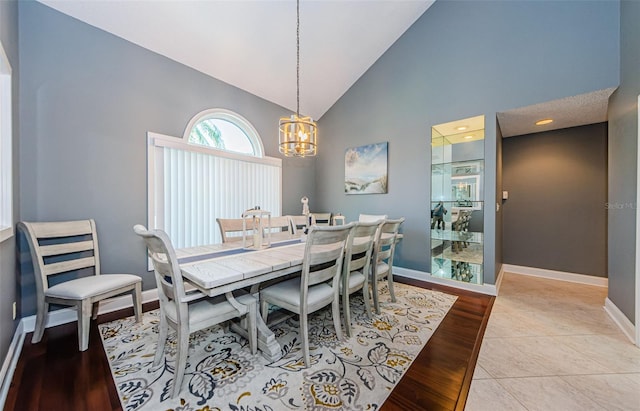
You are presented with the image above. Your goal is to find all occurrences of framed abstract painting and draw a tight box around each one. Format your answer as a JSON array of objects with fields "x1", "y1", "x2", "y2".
[{"x1": 344, "y1": 142, "x2": 388, "y2": 194}]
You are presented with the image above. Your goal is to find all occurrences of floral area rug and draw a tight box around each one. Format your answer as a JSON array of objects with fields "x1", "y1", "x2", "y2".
[{"x1": 99, "y1": 283, "x2": 456, "y2": 411}]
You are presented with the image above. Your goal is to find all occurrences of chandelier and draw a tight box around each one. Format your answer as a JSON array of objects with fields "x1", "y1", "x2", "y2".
[{"x1": 279, "y1": 0, "x2": 317, "y2": 157}]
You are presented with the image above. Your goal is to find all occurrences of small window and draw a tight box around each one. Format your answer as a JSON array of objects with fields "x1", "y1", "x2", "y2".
[{"x1": 184, "y1": 109, "x2": 264, "y2": 157}]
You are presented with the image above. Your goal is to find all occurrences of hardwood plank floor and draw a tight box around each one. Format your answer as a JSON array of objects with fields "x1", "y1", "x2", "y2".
[{"x1": 4, "y1": 278, "x2": 493, "y2": 411}]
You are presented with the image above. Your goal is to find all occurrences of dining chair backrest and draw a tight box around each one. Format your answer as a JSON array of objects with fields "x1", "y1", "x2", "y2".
[
  {"x1": 133, "y1": 225, "x2": 191, "y2": 315},
  {"x1": 374, "y1": 218, "x2": 405, "y2": 264},
  {"x1": 302, "y1": 223, "x2": 354, "y2": 290},
  {"x1": 268, "y1": 216, "x2": 292, "y2": 234},
  {"x1": 344, "y1": 221, "x2": 381, "y2": 274},
  {"x1": 359, "y1": 214, "x2": 388, "y2": 223},
  {"x1": 311, "y1": 212, "x2": 332, "y2": 226},
  {"x1": 216, "y1": 218, "x2": 250, "y2": 242},
  {"x1": 289, "y1": 215, "x2": 310, "y2": 235},
  {"x1": 20, "y1": 220, "x2": 102, "y2": 294}
]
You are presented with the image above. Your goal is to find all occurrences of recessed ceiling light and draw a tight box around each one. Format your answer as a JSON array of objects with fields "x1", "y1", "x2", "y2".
[
  {"x1": 464, "y1": 135, "x2": 474, "y2": 139},
  {"x1": 456, "y1": 126, "x2": 468, "y2": 131},
  {"x1": 535, "y1": 119, "x2": 553, "y2": 126}
]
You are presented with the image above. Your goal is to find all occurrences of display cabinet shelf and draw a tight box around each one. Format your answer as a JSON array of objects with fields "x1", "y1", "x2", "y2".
[{"x1": 430, "y1": 115, "x2": 485, "y2": 285}]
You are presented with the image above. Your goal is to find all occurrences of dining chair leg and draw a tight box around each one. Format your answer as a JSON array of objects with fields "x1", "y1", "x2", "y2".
[
  {"x1": 342, "y1": 291, "x2": 353, "y2": 337},
  {"x1": 300, "y1": 312, "x2": 311, "y2": 367},
  {"x1": 362, "y1": 276, "x2": 372, "y2": 318},
  {"x1": 388, "y1": 274, "x2": 396, "y2": 303},
  {"x1": 331, "y1": 298, "x2": 343, "y2": 341},
  {"x1": 172, "y1": 326, "x2": 189, "y2": 398},
  {"x1": 371, "y1": 277, "x2": 381, "y2": 314},
  {"x1": 78, "y1": 299, "x2": 92, "y2": 351},
  {"x1": 32, "y1": 301, "x2": 48, "y2": 344},
  {"x1": 132, "y1": 283, "x2": 142, "y2": 322},
  {"x1": 91, "y1": 301, "x2": 99, "y2": 320},
  {"x1": 152, "y1": 312, "x2": 168, "y2": 369}
]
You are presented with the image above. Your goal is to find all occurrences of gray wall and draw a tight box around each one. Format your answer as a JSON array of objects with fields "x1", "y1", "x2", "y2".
[
  {"x1": 316, "y1": 0, "x2": 619, "y2": 285},
  {"x1": 0, "y1": 0, "x2": 19, "y2": 368},
  {"x1": 17, "y1": 2, "x2": 315, "y2": 316},
  {"x1": 502, "y1": 123, "x2": 608, "y2": 277},
  {"x1": 608, "y1": 0, "x2": 640, "y2": 322}
]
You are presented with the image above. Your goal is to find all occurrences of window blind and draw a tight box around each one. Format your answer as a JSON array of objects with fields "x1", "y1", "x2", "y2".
[{"x1": 148, "y1": 132, "x2": 282, "y2": 249}]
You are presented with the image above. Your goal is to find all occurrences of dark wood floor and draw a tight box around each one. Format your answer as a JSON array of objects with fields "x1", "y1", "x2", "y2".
[{"x1": 4, "y1": 278, "x2": 493, "y2": 411}]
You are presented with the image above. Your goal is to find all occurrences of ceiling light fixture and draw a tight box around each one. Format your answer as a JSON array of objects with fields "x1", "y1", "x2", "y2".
[
  {"x1": 279, "y1": 0, "x2": 317, "y2": 157},
  {"x1": 535, "y1": 119, "x2": 553, "y2": 126}
]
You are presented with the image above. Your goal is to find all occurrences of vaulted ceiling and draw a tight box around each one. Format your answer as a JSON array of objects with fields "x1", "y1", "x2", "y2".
[
  {"x1": 38, "y1": 0, "x2": 613, "y2": 136},
  {"x1": 39, "y1": 0, "x2": 435, "y2": 120}
]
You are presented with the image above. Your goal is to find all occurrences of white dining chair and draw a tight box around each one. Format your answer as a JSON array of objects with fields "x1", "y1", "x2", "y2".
[
  {"x1": 216, "y1": 217, "x2": 251, "y2": 243},
  {"x1": 310, "y1": 212, "x2": 332, "y2": 226},
  {"x1": 358, "y1": 213, "x2": 388, "y2": 223},
  {"x1": 340, "y1": 220, "x2": 381, "y2": 337},
  {"x1": 288, "y1": 215, "x2": 310, "y2": 235},
  {"x1": 133, "y1": 224, "x2": 257, "y2": 398},
  {"x1": 259, "y1": 223, "x2": 354, "y2": 367},
  {"x1": 19, "y1": 219, "x2": 142, "y2": 352},
  {"x1": 371, "y1": 218, "x2": 405, "y2": 314}
]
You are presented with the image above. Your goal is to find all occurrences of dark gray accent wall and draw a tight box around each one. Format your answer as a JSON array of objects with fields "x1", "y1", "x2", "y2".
[
  {"x1": 608, "y1": 0, "x2": 640, "y2": 322},
  {"x1": 0, "y1": 0, "x2": 19, "y2": 368},
  {"x1": 316, "y1": 0, "x2": 619, "y2": 285},
  {"x1": 17, "y1": 2, "x2": 315, "y2": 316},
  {"x1": 502, "y1": 123, "x2": 608, "y2": 277}
]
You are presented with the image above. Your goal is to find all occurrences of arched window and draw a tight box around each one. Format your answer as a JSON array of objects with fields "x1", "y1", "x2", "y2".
[{"x1": 183, "y1": 109, "x2": 264, "y2": 157}]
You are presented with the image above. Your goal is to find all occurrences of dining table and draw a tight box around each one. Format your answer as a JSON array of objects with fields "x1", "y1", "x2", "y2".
[
  {"x1": 175, "y1": 230, "x2": 401, "y2": 361},
  {"x1": 176, "y1": 233, "x2": 307, "y2": 361}
]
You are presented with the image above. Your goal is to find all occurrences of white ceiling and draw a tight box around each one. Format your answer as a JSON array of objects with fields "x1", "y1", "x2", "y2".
[
  {"x1": 497, "y1": 88, "x2": 616, "y2": 138},
  {"x1": 38, "y1": 0, "x2": 435, "y2": 120}
]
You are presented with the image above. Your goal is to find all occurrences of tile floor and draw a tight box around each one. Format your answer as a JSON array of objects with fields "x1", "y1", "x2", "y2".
[{"x1": 466, "y1": 272, "x2": 640, "y2": 411}]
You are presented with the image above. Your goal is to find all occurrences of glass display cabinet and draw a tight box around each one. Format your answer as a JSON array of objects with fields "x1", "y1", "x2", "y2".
[{"x1": 430, "y1": 115, "x2": 485, "y2": 284}]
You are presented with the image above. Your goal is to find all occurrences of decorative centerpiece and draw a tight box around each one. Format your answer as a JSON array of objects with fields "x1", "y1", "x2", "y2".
[{"x1": 242, "y1": 207, "x2": 271, "y2": 249}]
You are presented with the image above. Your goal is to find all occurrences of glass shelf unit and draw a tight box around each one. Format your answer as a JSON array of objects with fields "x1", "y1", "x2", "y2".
[{"x1": 430, "y1": 115, "x2": 485, "y2": 284}]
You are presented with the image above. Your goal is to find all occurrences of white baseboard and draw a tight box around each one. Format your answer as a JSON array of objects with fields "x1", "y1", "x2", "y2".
[
  {"x1": 21, "y1": 288, "x2": 158, "y2": 333},
  {"x1": 494, "y1": 264, "x2": 505, "y2": 295},
  {"x1": 393, "y1": 266, "x2": 498, "y2": 296},
  {"x1": 0, "y1": 320, "x2": 25, "y2": 410},
  {"x1": 604, "y1": 297, "x2": 636, "y2": 344},
  {"x1": 0, "y1": 288, "x2": 159, "y2": 409},
  {"x1": 502, "y1": 264, "x2": 608, "y2": 287}
]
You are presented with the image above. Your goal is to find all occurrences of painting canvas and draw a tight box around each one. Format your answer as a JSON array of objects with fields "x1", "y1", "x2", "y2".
[{"x1": 345, "y1": 142, "x2": 388, "y2": 194}]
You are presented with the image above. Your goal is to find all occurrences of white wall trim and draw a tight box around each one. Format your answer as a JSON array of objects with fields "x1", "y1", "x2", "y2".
[
  {"x1": 0, "y1": 320, "x2": 24, "y2": 410},
  {"x1": 494, "y1": 264, "x2": 505, "y2": 295},
  {"x1": 21, "y1": 288, "x2": 158, "y2": 333},
  {"x1": 502, "y1": 264, "x2": 608, "y2": 287},
  {"x1": 393, "y1": 266, "x2": 498, "y2": 296},
  {"x1": 604, "y1": 297, "x2": 636, "y2": 344}
]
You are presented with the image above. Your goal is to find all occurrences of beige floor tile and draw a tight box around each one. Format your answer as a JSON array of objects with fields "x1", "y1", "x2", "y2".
[
  {"x1": 498, "y1": 376, "x2": 603, "y2": 411},
  {"x1": 560, "y1": 373, "x2": 640, "y2": 411},
  {"x1": 467, "y1": 273, "x2": 637, "y2": 410},
  {"x1": 472, "y1": 365, "x2": 492, "y2": 380},
  {"x1": 466, "y1": 379, "x2": 527, "y2": 411},
  {"x1": 559, "y1": 334, "x2": 640, "y2": 373},
  {"x1": 478, "y1": 336, "x2": 612, "y2": 378}
]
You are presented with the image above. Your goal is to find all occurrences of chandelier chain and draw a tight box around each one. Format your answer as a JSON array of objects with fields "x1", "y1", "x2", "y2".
[{"x1": 296, "y1": 0, "x2": 300, "y2": 116}]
